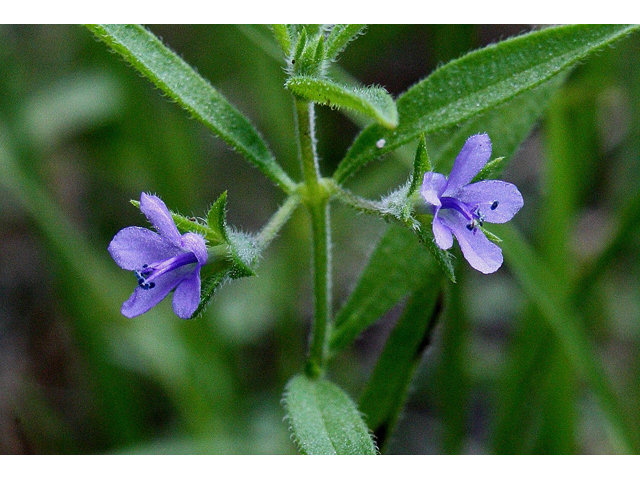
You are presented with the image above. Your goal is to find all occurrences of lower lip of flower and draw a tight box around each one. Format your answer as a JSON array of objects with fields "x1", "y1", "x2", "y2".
[{"x1": 135, "y1": 251, "x2": 198, "y2": 289}]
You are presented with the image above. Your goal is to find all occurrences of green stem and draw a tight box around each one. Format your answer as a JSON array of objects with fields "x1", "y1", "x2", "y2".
[
  {"x1": 327, "y1": 179, "x2": 386, "y2": 216},
  {"x1": 307, "y1": 201, "x2": 331, "y2": 378},
  {"x1": 295, "y1": 99, "x2": 321, "y2": 190},
  {"x1": 256, "y1": 193, "x2": 301, "y2": 250},
  {"x1": 295, "y1": 99, "x2": 332, "y2": 378}
]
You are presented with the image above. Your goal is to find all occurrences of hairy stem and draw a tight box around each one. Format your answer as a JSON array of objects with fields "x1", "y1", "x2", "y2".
[
  {"x1": 327, "y1": 179, "x2": 386, "y2": 216},
  {"x1": 307, "y1": 200, "x2": 331, "y2": 377},
  {"x1": 256, "y1": 194, "x2": 301, "y2": 250},
  {"x1": 295, "y1": 99, "x2": 332, "y2": 378}
]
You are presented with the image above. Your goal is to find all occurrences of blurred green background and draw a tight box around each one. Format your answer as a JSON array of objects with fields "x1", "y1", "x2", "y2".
[{"x1": 1, "y1": 25, "x2": 639, "y2": 454}]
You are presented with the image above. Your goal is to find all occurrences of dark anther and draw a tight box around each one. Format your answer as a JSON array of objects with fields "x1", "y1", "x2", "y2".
[
  {"x1": 137, "y1": 278, "x2": 144, "y2": 286},
  {"x1": 491, "y1": 201, "x2": 499, "y2": 210},
  {"x1": 142, "y1": 264, "x2": 148, "y2": 268},
  {"x1": 466, "y1": 224, "x2": 474, "y2": 231},
  {"x1": 139, "y1": 281, "x2": 155, "y2": 290}
]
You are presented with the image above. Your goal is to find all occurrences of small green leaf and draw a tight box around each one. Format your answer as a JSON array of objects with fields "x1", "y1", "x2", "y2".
[
  {"x1": 359, "y1": 282, "x2": 442, "y2": 442},
  {"x1": 334, "y1": 24, "x2": 639, "y2": 183},
  {"x1": 289, "y1": 28, "x2": 328, "y2": 77},
  {"x1": 270, "y1": 24, "x2": 293, "y2": 57},
  {"x1": 293, "y1": 27, "x2": 308, "y2": 63},
  {"x1": 330, "y1": 225, "x2": 437, "y2": 355},
  {"x1": 283, "y1": 374, "x2": 377, "y2": 455},
  {"x1": 474, "y1": 157, "x2": 505, "y2": 182},
  {"x1": 480, "y1": 226, "x2": 502, "y2": 243},
  {"x1": 313, "y1": 34, "x2": 325, "y2": 67},
  {"x1": 189, "y1": 231, "x2": 258, "y2": 319},
  {"x1": 206, "y1": 191, "x2": 229, "y2": 244},
  {"x1": 85, "y1": 24, "x2": 296, "y2": 193},
  {"x1": 407, "y1": 134, "x2": 432, "y2": 199},
  {"x1": 286, "y1": 76, "x2": 398, "y2": 129},
  {"x1": 325, "y1": 25, "x2": 367, "y2": 61}
]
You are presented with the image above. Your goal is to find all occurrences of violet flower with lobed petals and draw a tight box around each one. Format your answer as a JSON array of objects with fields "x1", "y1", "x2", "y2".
[
  {"x1": 108, "y1": 192, "x2": 208, "y2": 318},
  {"x1": 420, "y1": 134, "x2": 523, "y2": 274}
]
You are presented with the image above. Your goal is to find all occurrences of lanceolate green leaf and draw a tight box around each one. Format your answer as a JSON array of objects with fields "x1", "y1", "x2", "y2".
[
  {"x1": 334, "y1": 24, "x2": 638, "y2": 183},
  {"x1": 429, "y1": 73, "x2": 566, "y2": 173},
  {"x1": 329, "y1": 225, "x2": 436, "y2": 355},
  {"x1": 206, "y1": 191, "x2": 229, "y2": 244},
  {"x1": 286, "y1": 76, "x2": 398, "y2": 129},
  {"x1": 85, "y1": 24, "x2": 296, "y2": 194},
  {"x1": 407, "y1": 134, "x2": 432, "y2": 199},
  {"x1": 283, "y1": 374, "x2": 377, "y2": 455}
]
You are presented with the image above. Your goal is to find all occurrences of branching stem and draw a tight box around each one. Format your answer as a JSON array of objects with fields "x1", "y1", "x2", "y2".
[
  {"x1": 256, "y1": 194, "x2": 301, "y2": 250},
  {"x1": 295, "y1": 99, "x2": 332, "y2": 378}
]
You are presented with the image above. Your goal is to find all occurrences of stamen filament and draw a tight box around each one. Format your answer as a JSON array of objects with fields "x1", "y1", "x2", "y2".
[{"x1": 136, "y1": 251, "x2": 198, "y2": 288}]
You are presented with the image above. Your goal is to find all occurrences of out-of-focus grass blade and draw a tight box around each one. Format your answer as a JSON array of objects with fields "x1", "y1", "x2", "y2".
[
  {"x1": 494, "y1": 223, "x2": 640, "y2": 454},
  {"x1": 0, "y1": 124, "x2": 236, "y2": 444},
  {"x1": 491, "y1": 310, "x2": 553, "y2": 453},
  {"x1": 575, "y1": 189, "x2": 640, "y2": 299},
  {"x1": 491, "y1": 310, "x2": 578, "y2": 453},
  {"x1": 0, "y1": 125, "x2": 144, "y2": 444}
]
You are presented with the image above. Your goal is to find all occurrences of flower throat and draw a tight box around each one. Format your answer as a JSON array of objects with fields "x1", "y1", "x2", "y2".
[{"x1": 134, "y1": 252, "x2": 198, "y2": 289}]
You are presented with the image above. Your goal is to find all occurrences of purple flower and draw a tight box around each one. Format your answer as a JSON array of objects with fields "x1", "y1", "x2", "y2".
[
  {"x1": 420, "y1": 134, "x2": 523, "y2": 274},
  {"x1": 108, "y1": 193, "x2": 208, "y2": 318}
]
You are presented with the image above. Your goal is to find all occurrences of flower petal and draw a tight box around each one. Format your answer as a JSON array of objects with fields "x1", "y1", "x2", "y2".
[
  {"x1": 440, "y1": 210, "x2": 503, "y2": 274},
  {"x1": 421, "y1": 172, "x2": 447, "y2": 208},
  {"x1": 444, "y1": 134, "x2": 492, "y2": 196},
  {"x1": 180, "y1": 232, "x2": 208, "y2": 266},
  {"x1": 108, "y1": 226, "x2": 182, "y2": 271},
  {"x1": 120, "y1": 264, "x2": 194, "y2": 318},
  {"x1": 140, "y1": 192, "x2": 181, "y2": 244},
  {"x1": 432, "y1": 214, "x2": 453, "y2": 250},
  {"x1": 172, "y1": 267, "x2": 201, "y2": 319},
  {"x1": 458, "y1": 180, "x2": 524, "y2": 224}
]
